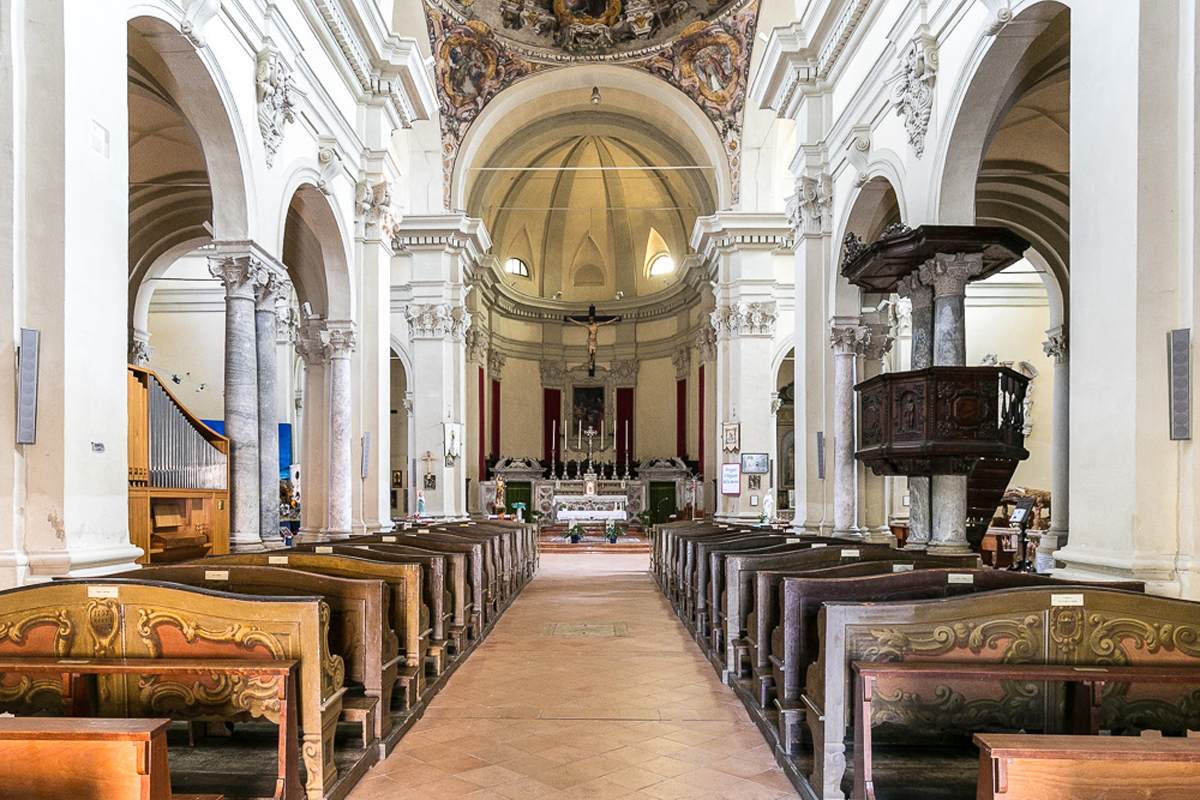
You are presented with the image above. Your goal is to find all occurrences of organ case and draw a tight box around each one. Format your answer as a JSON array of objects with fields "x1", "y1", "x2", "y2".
[{"x1": 127, "y1": 366, "x2": 230, "y2": 563}]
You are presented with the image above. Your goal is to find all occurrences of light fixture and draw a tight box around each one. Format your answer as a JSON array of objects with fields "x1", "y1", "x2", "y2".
[
  {"x1": 552, "y1": 291, "x2": 563, "y2": 300},
  {"x1": 591, "y1": 86, "x2": 601, "y2": 105},
  {"x1": 614, "y1": 291, "x2": 624, "y2": 300}
]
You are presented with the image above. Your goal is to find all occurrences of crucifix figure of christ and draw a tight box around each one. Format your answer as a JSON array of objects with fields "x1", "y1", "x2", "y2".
[{"x1": 564, "y1": 304, "x2": 621, "y2": 377}]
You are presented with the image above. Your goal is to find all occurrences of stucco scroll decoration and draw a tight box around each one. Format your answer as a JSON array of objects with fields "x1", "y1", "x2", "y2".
[
  {"x1": 887, "y1": 31, "x2": 937, "y2": 158},
  {"x1": 464, "y1": 324, "x2": 489, "y2": 364},
  {"x1": 317, "y1": 138, "x2": 343, "y2": 195},
  {"x1": 697, "y1": 323, "x2": 717, "y2": 362},
  {"x1": 540, "y1": 360, "x2": 568, "y2": 386},
  {"x1": 256, "y1": 43, "x2": 298, "y2": 167},
  {"x1": 129, "y1": 337, "x2": 154, "y2": 368},
  {"x1": 181, "y1": 0, "x2": 222, "y2": 48},
  {"x1": 488, "y1": 348, "x2": 507, "y2": 379}
]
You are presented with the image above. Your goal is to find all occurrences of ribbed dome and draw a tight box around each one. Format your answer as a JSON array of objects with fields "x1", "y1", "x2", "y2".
[{"x1": 471, "y1": 126, "x2": 714, "y2": 302}]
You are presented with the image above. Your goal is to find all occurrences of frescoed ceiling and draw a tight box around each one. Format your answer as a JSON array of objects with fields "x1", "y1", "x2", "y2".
[{"x1": 423, "y1": 0, "x2": 760, "y2": 209}]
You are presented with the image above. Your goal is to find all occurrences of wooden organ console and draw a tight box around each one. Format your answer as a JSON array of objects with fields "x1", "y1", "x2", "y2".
[{"x1": 127, "y1": 366, "x2": 230, "y2": 563}]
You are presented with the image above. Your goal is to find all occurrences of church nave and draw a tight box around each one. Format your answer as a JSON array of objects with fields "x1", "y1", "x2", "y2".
[{"x1": 349, "y1": 553, "x2": 794, "y2": 799}]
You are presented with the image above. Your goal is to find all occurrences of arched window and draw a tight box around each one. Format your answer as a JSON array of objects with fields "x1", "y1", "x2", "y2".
[
  {"x1": 648, "y1": 253, "x2": 675, "y2": 276},
  {"x1": 504, "y1": 257, "x2": 530, "y2": 278}
]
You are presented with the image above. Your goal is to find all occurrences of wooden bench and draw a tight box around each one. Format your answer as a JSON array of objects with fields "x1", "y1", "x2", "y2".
[
  {"x1": 106, "y1": 564, "x2": 398, "y2": 744},
  {"x1": 0, "y1": 717, "x2": 224, "y2": 800},
  {"x1": 768, "y1": 569, "x2": 1145, "y2": 748},
  {"x1": 853, "y1": 661, "x2": 1200, "y2": 800},
  {"x1": 973, "y1": 733, "x2": 1200, "y2": 800},
  {"x1": 804, "y1": 587, "x2": 1200, "y2": 800},
  {"x1": 294, "y1": 543, "x2": 452, "y2": 676},
  {"x1": 197, "y1": 551, "x2": 428, "y2": 711}
]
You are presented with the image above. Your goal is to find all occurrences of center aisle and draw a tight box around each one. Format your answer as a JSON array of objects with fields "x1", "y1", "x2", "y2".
[{"x1": 347, "y1": 552, "x2": 796, "y2": 799}]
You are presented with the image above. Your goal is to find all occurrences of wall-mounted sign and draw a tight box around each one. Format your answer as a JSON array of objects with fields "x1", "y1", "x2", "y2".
[{"x1": 721, "y1": 462, "x2": 741, "y2": 495}]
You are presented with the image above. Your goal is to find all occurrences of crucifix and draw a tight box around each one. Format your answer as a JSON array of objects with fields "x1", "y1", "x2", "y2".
[
  {"x1": 420, "y1": 450, "x2": 437, "y2": 490},
  {"x1": 565, "y1": 304, "x2": 621, "y2": 376}
]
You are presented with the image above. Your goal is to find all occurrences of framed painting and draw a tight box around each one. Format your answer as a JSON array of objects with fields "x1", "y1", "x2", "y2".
[
  {"x1": 572, "y1": 386, "x2": 605, "y2": 432},
  {"x1": 722, "y1": 422, "x2": 740, "y2": 452},
  {"x1": 741, "y1": 452, "x2": 769, "y2": 474}
]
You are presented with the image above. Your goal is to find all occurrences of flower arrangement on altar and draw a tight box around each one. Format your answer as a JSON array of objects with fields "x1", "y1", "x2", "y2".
[{"x1": 604, "y1": 523, "x2": 623, "y2": 543}]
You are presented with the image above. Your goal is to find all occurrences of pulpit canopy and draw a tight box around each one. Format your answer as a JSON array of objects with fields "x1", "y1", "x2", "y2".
[{"x1": 841, "y1": 225, "x2": 1030, "y2": 292}]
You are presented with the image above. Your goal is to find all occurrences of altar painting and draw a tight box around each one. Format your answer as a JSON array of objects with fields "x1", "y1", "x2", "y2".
[{"x1": 572, "y1": 386, "x2": 605, "y2": 431}]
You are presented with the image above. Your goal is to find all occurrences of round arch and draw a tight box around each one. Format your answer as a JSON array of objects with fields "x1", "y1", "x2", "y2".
[
  {"x1": 829, "y1": 174, "x2": 905, "y2": 315},
  {"x1": 277, "y1": 172, "x2": 355, "y2": 321},
  {"x1": 452, "y1": 64, "x2": 733, "y2": 211}
]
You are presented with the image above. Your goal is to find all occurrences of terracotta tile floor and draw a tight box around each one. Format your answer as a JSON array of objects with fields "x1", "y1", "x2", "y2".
[{"x1": 347, "y1": 553, "x2": 796, "y2": 799}]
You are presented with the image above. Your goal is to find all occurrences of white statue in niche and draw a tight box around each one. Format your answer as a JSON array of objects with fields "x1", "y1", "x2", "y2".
[{"x1": 762, "y1": 493, "x2": 775, "y2": 521}]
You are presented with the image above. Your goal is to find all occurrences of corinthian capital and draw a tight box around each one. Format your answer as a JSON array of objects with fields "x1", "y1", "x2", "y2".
[
  {"x1": 208, "y1": 253, "x2": 271, "y2": 300},
  {"x1": 917, "y1": 252, "x2": 984, "y2": 298},
  {"x1": 830, "y1": 323, "x2": 871, "y2": 356}
]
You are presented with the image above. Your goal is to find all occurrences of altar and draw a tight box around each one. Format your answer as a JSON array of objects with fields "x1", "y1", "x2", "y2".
[{"x1": 554, "y1": 494, "x2": 628, "y2": 524}]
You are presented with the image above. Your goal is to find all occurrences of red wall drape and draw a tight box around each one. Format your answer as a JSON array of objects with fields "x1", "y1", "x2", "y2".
[
  {"x1": 490, "y1": 379, "x2": 501, "y2": 458},
  {"x1": 698, "y1": 364, "x2": 705, "y2": 478},
  {"x1": 543, "y1": 388, "x2": 561, "y2": 462},
  {"x1": 617, "y1": 387, "x2": 634, "y2": 464},
  {"x1": 676, "y1": 378, "x2": 687, "y2": 459}
]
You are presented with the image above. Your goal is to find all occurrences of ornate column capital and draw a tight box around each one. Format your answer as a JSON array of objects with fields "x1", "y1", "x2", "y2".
[
  {"x1": 895, "y1": 271, "x2": 933, "y2": 310},
  {"x1": 405, "y1": 303, "x2": 471, "y2": 340},
  {"x1": 785, "y1": 173, "x2": 833, "y2": 238},
  {"x1": 672, "y1": 348, "x2": 691, "y2": 380},
  {"x1": 256, "y1": 41, "x2": 298, "y2": 167},
  {"x1": 887, "y1": 28, "x2": 938, "y2": 158},
  {"x1": 917, "y1": 252, "x2": 984, "y2": 298},
  {"x1": 128, "y1": 329, "x2": 153, "y2": 367},
  {"x1": 1043, "y1": 325, "x2": 1068, "y2": 364},
  {"x1": 830, "y1": 322, "x2": 871, "y2": 356},
  {"x1": 540, "y1": 360, "x2": 567, "y2": 386},
  {"x1": 713, "y1": 301, "x2": 778, "y2": 339},
  {"x1": 862, "y1": 322, "x2": 895, "y2": 362},
  {"x1": 254, "y1": 269, "x2": 291, "y2": 312},
  {"x1": 697, "y1": 324, "x2": 717, "y2": 364},
  {"x1": 209, "y1": 253, "x2": 271, "y2": 301},
  {"x1": 295, "y1": 320, "x2": 356, "y2": 365},
  {"x1": 356, "y1": 178, "x2": 397, "y2": 242},
  {"x1": 487, "y1": 349, "x2": 506, "y2": 380},
  {"x1": 464, "y1": 324, "x2": 489, "y2": 365}
]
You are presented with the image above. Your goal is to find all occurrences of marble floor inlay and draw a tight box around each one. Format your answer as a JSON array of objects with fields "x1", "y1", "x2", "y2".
[{"x1": 347, "y1": 552, "x2": 796, "y2": 799}]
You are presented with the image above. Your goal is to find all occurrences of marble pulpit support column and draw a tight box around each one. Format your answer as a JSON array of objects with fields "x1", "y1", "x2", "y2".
[
  {"x1": 830, "y1": 322, "x2": 870, "y2": 538},
  {"x1": 919, "y1": 253, "x2": 984, "y2": 556},
  {"x1": 255, "y1": 272, "x2": 289, "y2": 546},
  {"x1": 208, "y1": 251, "x2": 267, "y2": 551},
  {"x1": 896, "y1": 273, "x2": 933, "y2": 550},
  {"x1": 1038, "y1": 326, "x2": 1069, "y2": 572},
  {"x1": 860, "y1": 323, "x2": 896, "y2": 544}
]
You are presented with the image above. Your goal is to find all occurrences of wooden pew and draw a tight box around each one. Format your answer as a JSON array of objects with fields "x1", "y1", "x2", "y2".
[
  {"x1": 292, "y1": 543, "x2": 451, "y2": 677},
  {"x1": 198, "y1": 552, "x2": 427, "y2": 711},
  {"x1": 409, "y1": 525, "x2": 504, "y2": 619},
  {"x1": 973, "y1": 733, "x2": 1200, "y2": 800},
  {"x1": 394, "y1": 531, "x2": 490, "y2": 636},
  {"x1": 104, "y1": 564, "x2": 398, "y2": 744},
  {"x1": 854, "y1": 662, "x2": 1200, "y2": 799},
  {"x1": 342, "y1": 535, "x2": 473, "y2": 653},
  {"x1": 0, "y1": 717, "x2": 224, "y2": 800},
  {"x1": 0, "y1": 580, "x2": 335, "y2": 799},
  {"x1": 805, "y1": 587, "x2": 1200, "y2": 800}
]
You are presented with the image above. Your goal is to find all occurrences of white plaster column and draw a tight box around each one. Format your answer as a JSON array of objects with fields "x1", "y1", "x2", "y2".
[
  {"x1": 394, "y1": 215, "x2": 489, "y2": 520},
  {"x1": 919, "y1": 254, "x2": 984, "y2": 556},
  {"x1": 896, "y1": 274, "x2": 933, "y2": 550},
  {"x1": 1037, "y1": 326, "x2": 1069, "y2": 572},
  {"x1": 829, "y1": 322, "x2": 869, "y2": 538},
  {"x1": 9, "y1": 0, "x2": 143, "y2": 582},
  {"x1": 860, "y1": 322, "x2": 896, "y2": 545},
  {"x1": 255, "y1": 271, "x2": 289, "y2": 546},
  {"x1": 208, "y1": 248, "x2": 268, "y2": 551},
  {"x1": 326, "y1": 324, "x2": 356, "y2": 536},
  {"x1": 692, "y1": 213, "x2": 792, "y2": 522}
]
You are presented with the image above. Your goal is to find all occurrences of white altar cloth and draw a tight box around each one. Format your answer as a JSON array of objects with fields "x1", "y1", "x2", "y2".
[{"x1": 558, "y1": 509, "x2": 627, "y2": 522}]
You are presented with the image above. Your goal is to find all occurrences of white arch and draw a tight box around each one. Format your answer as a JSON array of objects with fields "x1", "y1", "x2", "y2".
[
  {"x1": 127, "y1": 3, "x2": 255, "y2": 240},
  {"x1": 452, "y1": 65, "x2": 734, "y2": 211},
  {"x1": 275, "y1": 165, "x2": 356, "y2": 321},
  {"x1": 131, "y1": 237, "x2": 211, "y2": 335}
]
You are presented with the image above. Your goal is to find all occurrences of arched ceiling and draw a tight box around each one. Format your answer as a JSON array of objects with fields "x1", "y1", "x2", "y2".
[{"x1": 975, "y1": 9, "x2": 1069, "y2": 315}]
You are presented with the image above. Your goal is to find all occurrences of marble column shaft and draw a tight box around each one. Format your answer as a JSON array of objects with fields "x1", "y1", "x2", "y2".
[
  {"x1": 327, "y1": 325, "x2": 356, "y2": 536},
  {"x1": 209, "y1": 254, "x2": 265, "y2": 551},
  {"x1": 255, "y1": 274, "x2": 288, "y2": 545},
  {"x1": 860, "y1": 323, "x2": 896, "y2": 544},
  {"x1": 897, "y1": 274, "x2": 933, "y2": 550},
  {"x1": 830, "y1": 323, "x2": 869, "y2": 538},
  {"x1": 919, "y1": 254, "x2": 983, "y2": 556},
  {"x1": 1038, "y1": 327, "x2": 1069, "y2": 572}
]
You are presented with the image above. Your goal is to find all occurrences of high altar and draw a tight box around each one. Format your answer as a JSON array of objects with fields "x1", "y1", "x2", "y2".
[{"x1": 478, "y1": 457, "x2": 702, "y2": 525}]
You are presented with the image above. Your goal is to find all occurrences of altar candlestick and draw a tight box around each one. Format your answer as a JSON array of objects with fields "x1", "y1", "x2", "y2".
[
  {"x1": 578, "y1": 421, "x2": 582, "y2": 450},
  {"x1": 551, "y1": 419, "x2": 556, "y2": 463},
  {"x1": 600, "y1": 420, "x2": 604, "y2": 447},
  {"x1": 625, "y1": 421, "x2": 629, "y2": 452}
]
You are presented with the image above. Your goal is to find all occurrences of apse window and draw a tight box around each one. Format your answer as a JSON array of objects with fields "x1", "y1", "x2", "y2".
[
  {"x1": 504, "y1": 258, "x2": 530, "y2": 278},
  {"x1": 648, "y1": 254, "x2": 675, "y2": 276}
]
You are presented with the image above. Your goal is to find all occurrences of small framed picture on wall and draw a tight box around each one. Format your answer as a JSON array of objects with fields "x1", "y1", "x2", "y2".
[
  {"x1": 741, "y1": 453, "x2": 769, "y2": 474},
  {"x1": 722, "y1": 423, "x2": 740, "y2": 452}
]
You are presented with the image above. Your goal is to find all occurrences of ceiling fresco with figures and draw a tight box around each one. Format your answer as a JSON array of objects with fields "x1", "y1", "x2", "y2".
[{"x1": 424, "y1": 0, "x2": 760, "y2": 209}]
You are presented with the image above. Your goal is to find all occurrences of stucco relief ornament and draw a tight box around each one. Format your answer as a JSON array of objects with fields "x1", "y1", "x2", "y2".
[
  {"x1": 788, "y1": 173, "x2": 832, "y2": 235},
  {"x1": 887, "y1": 33, "x2": 938, "y2": 158},
  {"x1": 355, "y1": 180, "x2": 397, "y2": 239},
  {"x1": 540, "y1": 360, "x2": 568, "y2": 386},
  {"x1": 697, "y1": 324, "x2": 717, "y2": 362},
  {"x1": 256, "y1": 44, "x2": 298, "y2": 167},
  {"x1": 405, "y1": 303, "x2": 453, "y2": 339},
  {"x1": 464, "y1": 325, "x2": 489, "y2": 364},
  {"x1": 841, "y1": 232, "x2": 867, "y2": 268},
  {"x1": 128, "y1": 338, "x2": 154, "y2": 367},
  {"x1": 732, "y1": 301, "x2": 777, "y2": 336}
]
